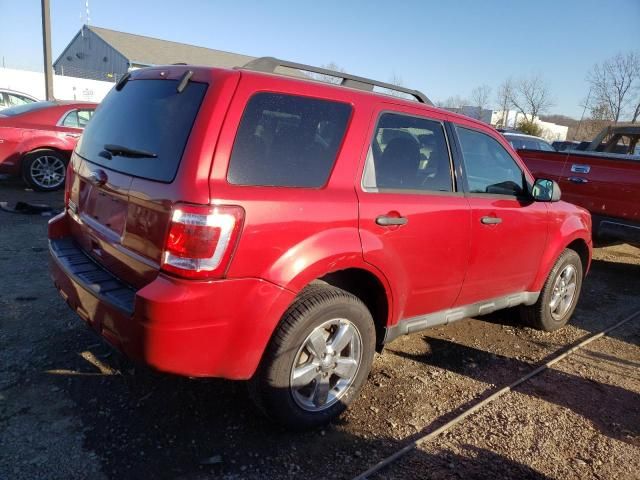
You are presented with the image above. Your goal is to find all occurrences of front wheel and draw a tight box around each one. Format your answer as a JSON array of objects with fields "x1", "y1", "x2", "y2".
[
  {"x1": 249, "y1": 285, "x2": 376, "y2": 430},
  {"x1": 521, "y1": 249, "x2": 583, "y2": 331},
  {"x1": 21, "y1": 149, "x2": 67, "y2": 191}
]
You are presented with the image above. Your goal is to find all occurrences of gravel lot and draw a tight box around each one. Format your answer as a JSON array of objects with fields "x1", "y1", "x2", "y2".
[{"x1": 1, "y1": 176, "x2": 639, "y2": 480}]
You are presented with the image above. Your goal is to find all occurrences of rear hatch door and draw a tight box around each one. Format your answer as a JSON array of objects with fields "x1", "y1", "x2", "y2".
[{"x1": 68, "y1": 68, "x2": 227, "y2": 289}]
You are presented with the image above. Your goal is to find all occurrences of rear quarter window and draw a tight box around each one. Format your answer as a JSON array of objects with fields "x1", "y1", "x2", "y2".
[
  {"x1": 77, "y1": 79, "x2": 207, "y2": 182},
  {"x1": 227, "y1": 93, "x2": 352, "y2": 187}
]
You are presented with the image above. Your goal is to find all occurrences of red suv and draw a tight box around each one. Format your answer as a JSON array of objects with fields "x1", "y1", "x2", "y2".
[{"x1": 49, "y1": 58, "x2": 592, "y2": 429}]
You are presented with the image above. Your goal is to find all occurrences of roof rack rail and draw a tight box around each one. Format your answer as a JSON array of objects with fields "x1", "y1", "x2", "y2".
[{"x1": 241, "y1": 57, "x2": 433, "y2": 105}]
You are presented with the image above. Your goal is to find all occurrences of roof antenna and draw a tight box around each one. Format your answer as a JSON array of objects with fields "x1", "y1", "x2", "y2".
[
  {"x1": 81, "y1": 0, "x2": 90, "y2": 27},
  {"x1": 80, "y1": 0, "x2": 90, "y2": 36}
]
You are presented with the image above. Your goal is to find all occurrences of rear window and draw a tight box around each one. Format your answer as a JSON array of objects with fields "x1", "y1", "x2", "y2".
[
  {"x1": 77, "y1": 79, "x2": 207, "y2": 182},
  {"x1": 227, "y1": 93, "x2": 352, "y2": 187}
]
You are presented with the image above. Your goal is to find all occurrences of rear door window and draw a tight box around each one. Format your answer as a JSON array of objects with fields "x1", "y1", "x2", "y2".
[
  {"x1": 362, "y1": 112, "x2": 453, "y2": 192},
  {"x1": 227, "y1": 93, "x2": 352, "y2": 187},
  {"x1": 77, "y1": 79, "x2": 207, "y2": 182},
  {"x1": 62, "y1": 109, "x2": 95, "y2": 128}
]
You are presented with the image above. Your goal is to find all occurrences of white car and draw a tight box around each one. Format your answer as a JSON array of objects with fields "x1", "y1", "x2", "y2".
[{"x1": 0, "y1": 89, "x2": 39, "y2": 110}]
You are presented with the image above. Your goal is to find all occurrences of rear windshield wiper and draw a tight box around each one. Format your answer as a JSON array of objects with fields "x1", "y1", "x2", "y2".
[{"x1": 103, "y1": 144, "x2": 157, "y2": 159}]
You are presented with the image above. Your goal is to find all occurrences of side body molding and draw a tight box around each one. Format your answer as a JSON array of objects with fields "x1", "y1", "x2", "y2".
[{"x1": 384, "y1": 291, "x2": 540, "y2": 344}]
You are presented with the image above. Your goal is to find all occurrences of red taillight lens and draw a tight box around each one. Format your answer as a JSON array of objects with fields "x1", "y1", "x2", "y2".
[
  {"x1": 166, "y1": 222, "x2": 220, "y2": 258},
  {"x1": 161, "y1": 204, "x2": 244, "y2": 279},
  {"x1": 64, "y1": 161, "x2": 73, "y2": 206}
]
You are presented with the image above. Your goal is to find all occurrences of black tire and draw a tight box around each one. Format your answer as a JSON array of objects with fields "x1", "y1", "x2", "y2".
[
  {"x1": 521, "y1": 249, "x2": 583, "y2": 331},
  {"x1": 21, "y1": 149, "x2": 68, "y2": 192},
  {"x1": 249, "y1": 284, "x2": 376, "y2": 430}
]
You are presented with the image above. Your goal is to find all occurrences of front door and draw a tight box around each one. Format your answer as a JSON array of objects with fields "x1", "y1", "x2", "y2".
[
  {"x1": 357, "y1": 107, "x2": 471, "y2": 321},
  {"x1": 453, "y1": 125, "x2": 548, "y2": 306}
]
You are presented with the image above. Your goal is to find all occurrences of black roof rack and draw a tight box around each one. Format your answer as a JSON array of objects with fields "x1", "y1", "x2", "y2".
[{"x1": 241, "y1": 57, "x2": 433, "y2": 105}]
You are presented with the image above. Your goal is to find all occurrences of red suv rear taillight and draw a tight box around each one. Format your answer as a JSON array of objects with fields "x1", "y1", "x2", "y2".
[
  {"x1": 64, "y1": 161, "x2": 73, "y2": 206},
  {"x1": 161, "y1": 204, "x2": 244, "y2": 279}
]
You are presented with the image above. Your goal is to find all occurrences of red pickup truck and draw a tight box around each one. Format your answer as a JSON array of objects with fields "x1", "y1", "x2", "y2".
[{"x1": 518, "y1": 125, "x2": 640, "y2": 247}]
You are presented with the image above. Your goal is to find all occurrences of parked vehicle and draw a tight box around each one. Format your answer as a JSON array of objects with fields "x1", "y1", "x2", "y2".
[
  {"x1": 517, "y1": 125, "x2": 640, "y2": 247},
  {"x1": 552, "y1": 140, "x2": 582, "y2": 151},
  {"x1": 0, "y1": 89, "x2": 39, "y2": 110},
  {"x1": 502, "y1": 132, "x2": 556, "y2": 152},
  {"x1": 0, "y1": 100, "x2": 97, "y2": 190},
  {"x1": 587, "y1": 123, "x2": 640, "y2": 155},
  {"x1": 49, "y1": 59, "x2": 592, "y2": 429}
]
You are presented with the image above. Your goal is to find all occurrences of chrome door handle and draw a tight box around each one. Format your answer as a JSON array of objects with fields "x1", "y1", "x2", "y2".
[
  {"x1": 376, "y1": 215, "x2": 408, "y2": 226},
  {"x1": 568, "y1": 176, "x2": 589, "y2": 184},
  {"x1": 481, "y1": 216, "x2": 502, "y2": 225},
  {"x1": 570, "y1": 164, "x2": 590, "y2": 174},
  {"x1": 65, "y1": 133, "x2": 81, "y2": 139}
]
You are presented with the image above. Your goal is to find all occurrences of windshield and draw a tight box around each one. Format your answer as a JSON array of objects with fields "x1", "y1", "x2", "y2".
[
  {"x1": 77, "y1": 79, "x2": 207, "y2": 182},
  {"x1": 0, "y1": 101, "x2": 56, "y2": 117}
]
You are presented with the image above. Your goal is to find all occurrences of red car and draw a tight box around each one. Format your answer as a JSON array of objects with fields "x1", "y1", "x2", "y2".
[
  {"x1": 49, "y1": 59, "x2": 592, "y2": 429},
  {"x1": 0, "y1": 100, "x2": 97, "y2": 191}
]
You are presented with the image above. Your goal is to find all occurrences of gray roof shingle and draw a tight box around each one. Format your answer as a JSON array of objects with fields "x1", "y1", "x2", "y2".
[{"x1": 88, "y1": 26, "x2": 255, "y2": 68}]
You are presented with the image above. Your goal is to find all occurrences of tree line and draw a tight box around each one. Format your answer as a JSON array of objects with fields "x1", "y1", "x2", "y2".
[
  {"x1": 437, "y1": 51, "x2": 640, "y2": 139},
  {"x1": 311, "y1": 52, "x2": 640, "y2": 140}
]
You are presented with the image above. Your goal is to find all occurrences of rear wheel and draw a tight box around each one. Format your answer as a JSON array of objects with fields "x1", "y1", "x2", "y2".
[
  {"x1": 249, "y1": 285, "x2": 376, "y2": 430},
  {"x1": 521, "y1": 249, "x2": 583, "y2": 331},
  {"x1": 21, "y1": 149, "x2": 67, "y2": 191}
]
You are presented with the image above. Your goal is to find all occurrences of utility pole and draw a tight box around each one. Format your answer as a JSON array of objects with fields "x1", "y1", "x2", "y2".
[{"x1": 41, "y1": 0, "x2": 54, "y2": 100}]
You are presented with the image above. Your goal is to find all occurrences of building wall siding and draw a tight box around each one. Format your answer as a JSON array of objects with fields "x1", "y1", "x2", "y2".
[{"x1": 53, "y1": 27, "x2": 129, "y2": 82}]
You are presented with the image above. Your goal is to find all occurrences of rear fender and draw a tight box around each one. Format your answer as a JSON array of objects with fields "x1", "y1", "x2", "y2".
[
  {"x1": 264, "y1": 227, "x2": 394, "y2": 322},
  {"x1": 18, "y1": 135, "x2": 74, "y2": 160}
]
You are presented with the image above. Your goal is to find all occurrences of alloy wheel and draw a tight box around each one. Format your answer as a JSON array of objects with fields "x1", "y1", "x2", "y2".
[
  {"x1": 290, "y1": 318, "x2": 362, "y2": 412},
  {"x1": 549, "y1": 264, "x2": 578, "y2": 320},
  {"x1": 29, "y1": 155, "x2": 66, "y2": 189}
]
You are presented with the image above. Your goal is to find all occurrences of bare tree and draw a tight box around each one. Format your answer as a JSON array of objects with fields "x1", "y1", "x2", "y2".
[
  {"x1": 509, "y1": 74, "x2": 554, "y2": 123},
  {"x1": 383, "y1": 73, "x2": 409, "y2": 98},
  {"x1": 308, "y1": 62, "x2": 346, "y2": 85},
  {"x1": 436, "y1": 95, "x2": 469, "y2": 109},
  {"x1": 633, "y1": 102, "x2": 640, "y2": 123},
  {"x1": 495, "y1": 79, "x2": 514, "y2": 127},
  {"x1": 470, "y1": 84, "x2": 492, "y2": 120},
  {"x1": 632, "y1": 81, "x2": 640, "y2": 123},
  {"x1": 589, "y1": 100, "x2": 614, "y2": 121},
  {"x1": 586, "y1": 52, "x2": 640, "y2": 123}
]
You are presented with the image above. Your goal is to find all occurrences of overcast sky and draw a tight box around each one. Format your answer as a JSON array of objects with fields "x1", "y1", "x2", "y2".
[{"x1": 1, "y1": 0, "x2": 638, "y2": 118}]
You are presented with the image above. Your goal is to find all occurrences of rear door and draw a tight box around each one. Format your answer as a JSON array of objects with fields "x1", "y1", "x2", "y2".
[
  {"x1": 453, "y1": 125, "x2": 548, "y2": 306},
  {"x1": 357, "y1": 106, "x2": 471, "y2": 321},
  {"x1": 69, "y1": 70, "x2": 217, "y2": 289}
]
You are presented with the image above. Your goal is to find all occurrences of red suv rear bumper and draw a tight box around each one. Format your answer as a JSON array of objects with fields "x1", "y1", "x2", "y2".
[{"x1": 48, "y1": 212, "x2": 295, "y2": 379}]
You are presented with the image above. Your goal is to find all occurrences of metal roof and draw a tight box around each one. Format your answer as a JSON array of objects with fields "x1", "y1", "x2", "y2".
[{"x1": 87, "y1": 26, "x2": 255, "y2": 68}]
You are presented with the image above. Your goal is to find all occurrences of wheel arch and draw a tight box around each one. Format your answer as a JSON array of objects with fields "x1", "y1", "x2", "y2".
[
  {"x1": 22, "y1": 145, "x2": 71, "y2": 162},
  {"x1": 312, "y1": 267, "x2": 391, "y2": 350},
  {"x1": 18, "y1": 134, "x2": 74, "y2": 161},
  {"x1": 566, "y1": 238, "x2": 590, "y2": 277},
  {"x1": 531, "y1": 232, "x2": 592, "y2": 292}
]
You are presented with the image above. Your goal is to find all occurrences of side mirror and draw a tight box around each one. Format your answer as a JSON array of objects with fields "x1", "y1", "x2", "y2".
[{"x1": 532, "y1": 178, "x2": 561, "y2": 202}]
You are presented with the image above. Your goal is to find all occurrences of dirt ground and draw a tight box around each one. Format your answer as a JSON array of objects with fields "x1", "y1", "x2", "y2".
[{"x1": 1, "y1": 176, "x2": 639, "y2": 480}]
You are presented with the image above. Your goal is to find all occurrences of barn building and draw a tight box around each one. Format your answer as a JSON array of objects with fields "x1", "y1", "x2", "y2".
[{"x1": 53, "y1": 25, "x2": 254, "y2": 81}]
